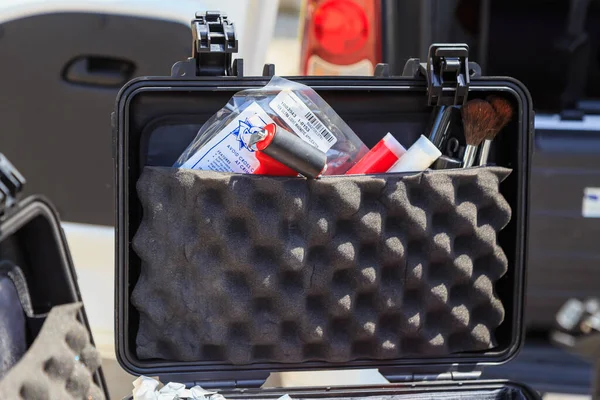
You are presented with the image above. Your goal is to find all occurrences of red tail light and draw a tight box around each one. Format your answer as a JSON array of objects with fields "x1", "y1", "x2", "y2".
[{"x1": 300, "y1": 0, "x2": 381, "y2": 76}]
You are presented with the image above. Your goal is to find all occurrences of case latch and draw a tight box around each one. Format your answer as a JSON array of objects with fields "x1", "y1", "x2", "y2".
[
  {"x1": 426, "y1": 44, "x2": 470, "y2": 106},
  {"x1": 0, "y1": 153, "x2": 25, "y2": 215},
  {"x1": 403, "y1": 44, "x2": 477, "y2": 107},
  {"x1": 193, "y1": 11, "x2": 238, "y2": 76},
  {"x1": 171, "y1": 11, "x2": 239, "y2": 77}
]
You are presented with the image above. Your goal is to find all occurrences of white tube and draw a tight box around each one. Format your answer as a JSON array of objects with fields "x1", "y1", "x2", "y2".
[{"x1": 387, "y1": 135, "x2": 442, "y2": 173}]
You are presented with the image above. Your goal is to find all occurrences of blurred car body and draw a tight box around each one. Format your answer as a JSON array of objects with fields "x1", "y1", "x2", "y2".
[
  {"x1": 0, "y1": 0, "x2": 280, "y2": 359},
  {"x1": 300, "y1": 0, "x2": 600, "y2": 331},
  {"x1": 300, "y1": 0, "x2": 381, "y2": 76}
]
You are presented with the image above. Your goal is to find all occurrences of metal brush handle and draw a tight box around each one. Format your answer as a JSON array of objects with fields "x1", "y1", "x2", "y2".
[
  {"x1": 462, "y1": 145, "x2": 478, "y2": 168},
  {"x1": 477, "y1": 140, "x2": 492, "y2": 166}
]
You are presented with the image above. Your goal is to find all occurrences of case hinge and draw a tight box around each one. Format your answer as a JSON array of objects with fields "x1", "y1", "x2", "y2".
[
  {"x1": 171, "y1": 11, "x2": 239, "y2": 77},
  {"x1": 386, "y1": 371, "x2": 481, "y2": 383},
  {"x1": 450, "y1": 371, "x2": 482, "y2": 380},
  {"x1": 0, "y1": 153, "x2": 25, "y2": 215},
  {"x1": 402, "y1": 44, "x2": 479, "y2": 107},
  {"x1": 192, "y1": 379, "x2": 265, "y2": 390}
]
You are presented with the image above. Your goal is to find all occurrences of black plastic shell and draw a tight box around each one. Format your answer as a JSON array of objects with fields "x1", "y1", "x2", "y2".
[{"x1": 114, "y1": 75, "x2": 533, "y2": 386}]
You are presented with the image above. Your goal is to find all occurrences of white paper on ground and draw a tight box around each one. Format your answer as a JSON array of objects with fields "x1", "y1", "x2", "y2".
[
  {"x1": 190, "y1": 386, "x2": 217, "y2": 396},
  {"x1": 132, "y1": 378, "x2": 245, "y2": 400},
  {"x1": 158, "y1": 382, "x2": 188, "y2": 400},
  {"x1": 190, "y1": 386, "x2": 218, "y2": 400},
  {"x1": 132, "y1": 376, "x2": 160, "y2": 400}
]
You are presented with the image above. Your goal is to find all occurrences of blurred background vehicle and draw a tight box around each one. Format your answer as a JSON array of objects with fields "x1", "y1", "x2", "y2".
[
  {"x1": 300, "y1": 0, "x2": 600, "y2": 333},
  {"x1": 299, "y1": 0, "x2": 381, "y2": 75},
  {"x1": 297, "y1": 0, "x2": 600, "y2": 396},
  {"x1": 0, "y1": 1, "x2": 279, "y2": 398}
]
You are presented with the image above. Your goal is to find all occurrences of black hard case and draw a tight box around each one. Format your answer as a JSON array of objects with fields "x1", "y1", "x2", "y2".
[
  {"x1": 0, "y1": 193, "x2": 109, "y2": 397},
  {"x1": 113, "y1": 24, "x2": 538, "y2": 399}
]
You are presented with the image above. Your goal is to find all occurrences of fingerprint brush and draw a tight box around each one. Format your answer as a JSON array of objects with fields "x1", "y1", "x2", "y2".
[
  {"x1": 477, "y1": 96, "x2": 514, "y2": 166},
  {"x1": 461, "y1": 99, "x2": 497, "y2": 168}
]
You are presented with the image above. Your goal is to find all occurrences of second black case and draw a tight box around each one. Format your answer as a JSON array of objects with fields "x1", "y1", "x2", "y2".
[{"x1": 0, "y1": 156, "x2": 108, "y2": 399}]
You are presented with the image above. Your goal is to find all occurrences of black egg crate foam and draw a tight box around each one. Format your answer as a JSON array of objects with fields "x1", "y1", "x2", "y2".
[
  {"x1": 0, "y1": 303, "x2": 105, "y2": 400},
  {"x1": 132, "y1": 166, "x2": 512, "y2": 364}
]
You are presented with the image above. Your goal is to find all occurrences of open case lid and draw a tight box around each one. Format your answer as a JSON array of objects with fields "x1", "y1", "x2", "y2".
[
  {"x1": 0, "y1": 154, "x2": 109, "y2": 397},
  {"x1": 114, "y1": 12, "x2": 533, "y2": 387}
]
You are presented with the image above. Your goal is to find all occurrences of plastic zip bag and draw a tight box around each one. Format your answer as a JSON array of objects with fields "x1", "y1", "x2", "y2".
[{"x1": 174, "y1": 77, "x2": 368, "y2": 175}]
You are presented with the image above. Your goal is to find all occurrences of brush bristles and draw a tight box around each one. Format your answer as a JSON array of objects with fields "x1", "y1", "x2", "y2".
[
  {"x1": 461, "y1": 99, "x2": 497, "y2": 146},
  {"x1": 487, "y1": 96, "x2": 513, "y2": 140}
]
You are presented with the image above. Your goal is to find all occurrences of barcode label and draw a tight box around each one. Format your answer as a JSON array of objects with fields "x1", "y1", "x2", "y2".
[
  {"x1": 269, "y1": 90, "x2": 337, "y2": 152},
  {"x1": 304, "y1": 112, "x2": 335, "y2": 143}
]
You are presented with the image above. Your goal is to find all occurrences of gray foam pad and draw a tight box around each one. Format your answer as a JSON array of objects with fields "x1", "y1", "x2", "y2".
[
  {"x1": 133, "y1": 166, "x2": 512, "y2": 364},
  {"x1": 0, "y1": 303, "x2": 105, "y2": 400}
]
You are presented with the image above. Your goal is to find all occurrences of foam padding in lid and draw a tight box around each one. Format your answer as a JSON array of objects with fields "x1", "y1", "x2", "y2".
[
  {"x1": 0, "y1": 303, "x2": 105, "y2": 400},
  {"x1": 132, "y1": 166, "x2": 511, "y2": 364}
]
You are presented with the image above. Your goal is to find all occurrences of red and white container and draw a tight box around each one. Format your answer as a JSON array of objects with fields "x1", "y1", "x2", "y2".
[{"x1": 346, "y1": 132, "x2": 406, "y2": 174}]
